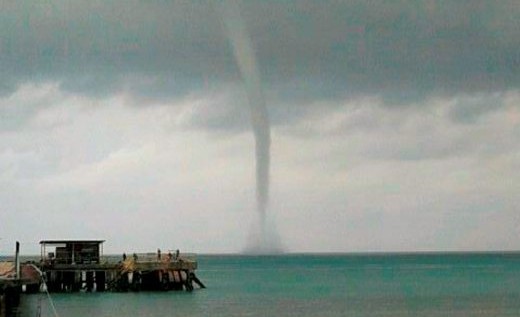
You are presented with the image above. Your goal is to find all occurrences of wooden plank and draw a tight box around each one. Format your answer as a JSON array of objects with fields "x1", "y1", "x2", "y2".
[{"x1": 40, "y1": 260, "x2": 197, "y2": 272}]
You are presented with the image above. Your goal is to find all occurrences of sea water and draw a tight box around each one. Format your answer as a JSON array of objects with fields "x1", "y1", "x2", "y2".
[{"x1": 18, "y1": 253, "x2": 520, "y2": 316}]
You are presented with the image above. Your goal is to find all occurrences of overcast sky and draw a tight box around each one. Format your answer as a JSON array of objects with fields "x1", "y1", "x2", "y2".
[{"x1": 1, "y1": 0, "x2": 519, "y2": 254}]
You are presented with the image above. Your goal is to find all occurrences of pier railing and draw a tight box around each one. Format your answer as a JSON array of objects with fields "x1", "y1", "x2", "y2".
[
  {"x1": 14, "y1": 253, "x2": 196, "y2": 265},
  {"x1": 102, "y1": 252, "x2": 196, "y2": 263}
]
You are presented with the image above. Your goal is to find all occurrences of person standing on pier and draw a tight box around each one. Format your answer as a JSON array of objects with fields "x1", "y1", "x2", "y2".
[{"x1": 157, "y1": 248, "x2": 161, "y2": 261}]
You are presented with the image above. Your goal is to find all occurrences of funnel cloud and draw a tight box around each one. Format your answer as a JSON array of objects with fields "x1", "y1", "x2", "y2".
[{"x1": 218, "y1": 0, "x2": 282, "y2": 253}]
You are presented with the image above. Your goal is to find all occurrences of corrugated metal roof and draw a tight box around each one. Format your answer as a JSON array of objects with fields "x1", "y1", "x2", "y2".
[{"x1": 39, "y1": 240, "x2": 105, "y2": 244}]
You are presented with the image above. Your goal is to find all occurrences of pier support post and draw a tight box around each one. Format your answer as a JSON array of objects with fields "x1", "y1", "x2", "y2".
[
  {"x1": 96, "y1": 271, "x2": 106, "y2": 292},
  {"x1": 72, "y1": 272, "x2": 81, "y2": 292},
  {"x1": 190, "y1": 272, "x2": 206, "y2": 289},
  {"x1": 63, "y1": 271, "x2": 75, "y2": 292},
  {"x1": 130, "y1": 272, "x2": 141, "y2": 291},
  {"x1": 172, "y1": 270, "x2": 183, "y2": 290},
  {"x1": 183, "y1": 270, "x2": 193, "y2": 292},
  {"x1": 86, "y1": 271, "x2": 94, "y2": 292},
  {"x1": 160, "y1": 271, "x2": 170, "y2": 291},
  {"x1": 118, "y1": 272, "x2": 129, "y2": 291},
  {"x1": 3, "y1": 286, "x2": 21, "y2": 317},
  {"x1": 15, "y1": 242, "x2": 20, "y2": 280}
]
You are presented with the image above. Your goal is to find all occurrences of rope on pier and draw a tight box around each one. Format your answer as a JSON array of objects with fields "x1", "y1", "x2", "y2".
[{"x1": 29, "y1": 264, "x2": 60, "y2": 317}]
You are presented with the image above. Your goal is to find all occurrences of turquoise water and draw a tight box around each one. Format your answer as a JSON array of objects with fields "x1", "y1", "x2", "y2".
[{"x1": 19, "y1": 253, "x2": 520, "y2": 316}]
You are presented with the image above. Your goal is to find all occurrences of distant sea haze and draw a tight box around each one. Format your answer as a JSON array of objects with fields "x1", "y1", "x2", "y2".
[{"x1": 18, "y1": 253, "x2": 520, "y2": 317}]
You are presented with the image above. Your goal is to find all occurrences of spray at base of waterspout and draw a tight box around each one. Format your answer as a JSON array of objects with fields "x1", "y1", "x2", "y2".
[{"x1": 243, "y1": 211, "x2": 284, "y2": 255}]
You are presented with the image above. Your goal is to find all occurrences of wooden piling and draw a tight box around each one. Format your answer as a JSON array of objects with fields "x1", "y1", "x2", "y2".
[
  {"x1": 0, "y1": 284, "x2": 21, "y2": 317},
  {"x1": 96, "y1": 271, "x2": 106, "y2": 292},
  {"x1": 86, "y1": 271, "x2": 94, "y2": 292}
]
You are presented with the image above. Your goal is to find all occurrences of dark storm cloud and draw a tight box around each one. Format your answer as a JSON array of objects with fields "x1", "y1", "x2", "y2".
[
  {"x1": 1, "y1": 0, "x2": 518, "y2": 125},
  {"x1": 0, "y1": 1, "x2": 232, "y2": 96}
]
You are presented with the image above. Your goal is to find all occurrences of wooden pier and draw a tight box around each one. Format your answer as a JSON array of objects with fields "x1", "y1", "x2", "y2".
[
  {"x1": 0, "y1": 279, "x2": 20, "y2": 317},
  {"x1": 0, "y1": 242, "x2": 23, "y2": 317},
  {"x1": 0, "y1": 239, "x2": 205, "y2": 317},
  {"x1": 37, "y1": 240, "x2": 205, "y2": 293},
  {"x1": 0, "y1": 239, "x2": 205, "y2": 316}
]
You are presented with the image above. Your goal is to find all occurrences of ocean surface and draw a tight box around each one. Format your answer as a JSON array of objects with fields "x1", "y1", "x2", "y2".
[{"x1": 17, "y1": 253, "x2": 520, "y2": 317}]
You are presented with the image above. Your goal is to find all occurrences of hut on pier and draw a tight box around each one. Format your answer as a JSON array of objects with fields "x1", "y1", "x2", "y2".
[{"x1": 40, "y1": 240, "x2": 104, "y2": 265}]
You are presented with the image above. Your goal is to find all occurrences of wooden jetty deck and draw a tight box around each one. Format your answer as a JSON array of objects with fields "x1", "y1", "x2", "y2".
[
  {"x1": 39, "y1": 257, "x2": 202, "y2": 292},
  {"x1": 1, "y1": 238, "x2": 205, "y2": 317},
  {"x1": 0, "y1": 262, "x2": 18, "y2": 316},
  {"x1": 42, "y1": 258, "x2": 197, "y2": 272},
  {"x1": 0, "y1": 243, "x2": 23, "y2": 317},
  {"x1": 2, "y1": 240, "x2": 203, "y2": 316},
  {"x1": 36, "y1": 240, "x2": 205, "y2": 293}
]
